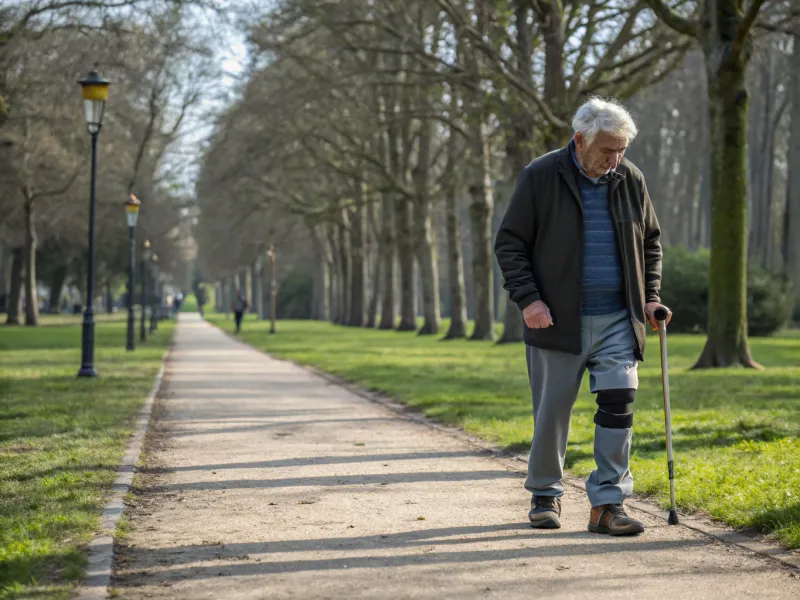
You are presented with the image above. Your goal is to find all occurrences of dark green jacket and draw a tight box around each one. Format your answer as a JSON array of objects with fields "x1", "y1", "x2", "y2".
[{"x1": 494, "y1": 144, "x2": 662, "y2": 360}]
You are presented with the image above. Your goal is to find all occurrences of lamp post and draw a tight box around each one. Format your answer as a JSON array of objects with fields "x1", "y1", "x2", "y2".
[
  {"x1": 149, "y1": 253, "x2": 158, "y2": 334},
  {"x1": 77, "y1": 68, "x2": 110, "y2": 378},
  {"x1": 124, "y1": 194, "x2": 140, "y2": 351},
  {"x1": 140, "y1": 240, "x2": 150, "y2": 342}
]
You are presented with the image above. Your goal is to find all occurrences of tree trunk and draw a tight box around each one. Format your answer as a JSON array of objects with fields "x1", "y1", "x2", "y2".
[
  {"x1": 48, "y1": 265, "x2": 67, "y2": 314},
  {"x1": 468, "y1": 122, "x2": 496, "y2": 341},
  {"x1": 378, "y1": 193, "x2": 396, "y2": 329},
  {"x1": 539, "y1": 0, "x2": 570, "y2": 149},
  {"x1": 268, "y1": 244, "x2": 277, "y2": 334},
  {"x1": 24, "y1": 199, "x2": 38, "y2": 326},
  {"x1": 337, "y1": 209, "x2": 351, "y2": 324},
  {"x1": 749, "y1": 50, "x2": 776, "y2": 268},
  {"x1": 5, "y1": 247, "x2": 23, "y2": 325},
  {"x1": 414, "y1": 120, "x2": 440, "y2": 335},
  {"x1": 395, "y1": 195, "x2": 416, "y2": 331},
  {"x1": 365, "y1": 196, "x2": 381, "y2": 328},
  {"x1": 252, "y1": 258, "x2": 263, "y2": 320},
  {"x1": 783, "y1": 30, "x2": 800, "y2": 298},
  {"x1": 310, "y1": 224, "x2": 330, "y2": 321},
  {"x1": 415, "y1": 204, "x2": 439, "y2": 335},
  {"x1": 693, "y1": 45, "x2": 758, "y2": 369},
  {"x1": 327, "y1": 223, "x2": 340, "y2": 323},
  {"x1": 348, "y1": 186, "x2": 367, "y2": 327},
  {"x1": 443, "y1": 185, "x2": 468, "y2": 339}
]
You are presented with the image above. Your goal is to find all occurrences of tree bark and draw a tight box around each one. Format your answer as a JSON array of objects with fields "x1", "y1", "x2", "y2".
[
  {"x1": 252, "y1": 258, "x2": 263, "y2": 320},
  {"x1": 310, "y1": 224, "x2": 331, "y2": 321},
  {"x1": 395, "y1": 195, "x2": 416, "y2": 331},
  {"x1": 327, "y1": 223, "x2": 341, "y2": 323},
  {"x1": 378, "y1": 192, "x2": 396, "y2": 329},
  {"x1": 268, "y1": 244, "x2": 277, "y2": 334},
  {"x1": 414, "y1": 117, "x2": 440, "y2": 335},
  {"x1": 468, "y1": 122, "x2": 495, "y2": 341},
  {"x1": 366, "y1": 196, "x2": 381, "y2": 328},
  {"x1": 24, "y1": 199, "x2": 38, "y2": 326},
  {"x1": 48, "y1": 265, "x2": 67, "y2": 314},
  {"x1": 693, "y1": 37, "x2": 759, "y2": 368},
  {"x1": 349, "y1": 185, "x2": 367, "y2": 327},
  {"x1": 538, "y1": 0, "x2": 571, "y2": 149},
  {"x1": 5, "y1": 247, "x2": 23, "y2": 325},
  {"x1": 336, "y1": 208, "x2": 352, "y2": 324},
  {"x1": 783, "y1": 30, "x2": 800, "y2": 297},
  {"x1": 443, "y1": 183, "x2": 468, "y2": 339}
]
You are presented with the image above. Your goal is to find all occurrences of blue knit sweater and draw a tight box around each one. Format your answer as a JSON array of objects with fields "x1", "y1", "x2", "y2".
[{"x1": 570, "y1": 143, "x2": 625, "y2": 315}]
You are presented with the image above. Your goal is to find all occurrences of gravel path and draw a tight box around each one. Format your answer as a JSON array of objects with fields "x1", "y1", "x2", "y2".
[{"x1": 111, "y1": 314, "x2": 800, "y2": 599}]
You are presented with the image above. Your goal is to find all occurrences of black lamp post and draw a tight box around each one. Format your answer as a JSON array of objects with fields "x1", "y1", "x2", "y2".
[
  {"x1": 124, "y1": 194, "x2": 140, "y2": 351},
  {"x1": 149, "y1": 254, "x2": 158, "y2": 334},
  {"x1": 77, "y1": 68, "x2": 110, "y2": 378},
  {"x1": 140, "y1": 240, "x2": 150, "y2": 342}
]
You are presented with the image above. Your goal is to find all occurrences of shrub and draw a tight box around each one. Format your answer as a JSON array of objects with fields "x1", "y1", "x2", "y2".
[{"x1": 658, "y1": 247, "x2": 793, "y2": 336}]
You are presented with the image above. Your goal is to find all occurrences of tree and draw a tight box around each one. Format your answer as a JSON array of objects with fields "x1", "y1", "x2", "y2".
[{"x1": 645, "y1": 0, "x2": 784, "y2": 368}]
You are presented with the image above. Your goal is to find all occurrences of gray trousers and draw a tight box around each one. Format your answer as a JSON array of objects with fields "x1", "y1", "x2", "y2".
[{"x1": 525, "y1": 309, "x2": 638, "y2": 507}]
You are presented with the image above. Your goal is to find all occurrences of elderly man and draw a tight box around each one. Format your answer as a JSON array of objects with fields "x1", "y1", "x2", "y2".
[{"x1": 494, "y1": 97, "x2": 671, "y2": 536}]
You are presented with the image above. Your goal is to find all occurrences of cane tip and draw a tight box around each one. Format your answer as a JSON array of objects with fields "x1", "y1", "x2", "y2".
[{"x1": 668, "y1": 510, "x2": 680, "y2": 525}]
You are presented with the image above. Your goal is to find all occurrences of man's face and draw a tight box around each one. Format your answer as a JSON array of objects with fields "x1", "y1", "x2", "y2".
[{"x1": 574, "y1": 130, "x2": 628, "y2": 178}]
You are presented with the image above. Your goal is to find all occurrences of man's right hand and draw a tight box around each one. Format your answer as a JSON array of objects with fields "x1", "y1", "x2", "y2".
[{"x1": 522, "y1": 300, "x2": 554, "y2": 329}]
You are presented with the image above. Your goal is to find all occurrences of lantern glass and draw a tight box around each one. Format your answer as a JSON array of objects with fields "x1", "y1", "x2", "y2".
[
  {"x1": 124, "y1": 194, "x2": 140, "y2": 227},
  {"x1": 79, "y1": 70, "x2": 110, "y2": 134}
]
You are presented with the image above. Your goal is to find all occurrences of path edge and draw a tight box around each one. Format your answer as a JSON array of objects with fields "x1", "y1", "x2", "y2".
[{"x1": 73, "y1": 342, "x2": 173, "y2": 600}]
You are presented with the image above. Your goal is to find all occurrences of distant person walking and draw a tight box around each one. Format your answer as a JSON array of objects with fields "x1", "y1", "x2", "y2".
[
  {"x1": 174, "y1": 291, "x2": 184, "y2": 316},
  {"x1": 494, "y1": 98, "x2": 672, "y2": 536},
  {"x1": 231, "y1": 288, "x2": 248, "y2": 334}
]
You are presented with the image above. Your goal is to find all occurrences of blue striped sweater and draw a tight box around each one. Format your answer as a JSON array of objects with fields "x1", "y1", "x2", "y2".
[{"x1": 570, "y1": 144, "x2": 625, "y2": 315}]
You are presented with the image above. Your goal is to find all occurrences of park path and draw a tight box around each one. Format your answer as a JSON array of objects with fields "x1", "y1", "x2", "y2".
[{"x1": 111, "y1": 313, "x2": 799, "y2": 599}]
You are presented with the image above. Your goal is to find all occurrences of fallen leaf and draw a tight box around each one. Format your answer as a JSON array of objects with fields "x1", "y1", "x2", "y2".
[
  {"x1": 354, "y1": 442, "x2": 365, "y2": 447},
  {"x1": 417, "y1": 516, "x2": 425, "y2": 521}
]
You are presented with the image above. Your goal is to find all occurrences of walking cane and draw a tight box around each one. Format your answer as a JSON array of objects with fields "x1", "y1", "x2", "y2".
[{"x1": 655, "y1": 307, "x2": 679, "y2": 525}]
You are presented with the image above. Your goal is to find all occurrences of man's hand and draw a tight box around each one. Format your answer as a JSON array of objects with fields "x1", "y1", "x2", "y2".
[
  {"x1": 522, "y1": 300, "x2": 554, "y2": 329},
  {"x1": 645, "y1": 302, "x2": 672, "y2": 331}
]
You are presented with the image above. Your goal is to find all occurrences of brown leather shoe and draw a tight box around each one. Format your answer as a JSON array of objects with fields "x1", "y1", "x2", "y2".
[
  {"x1": 529, "y1": 496, "x2": 562, "y2": 529},
  {"x1": 588, "y1": 503, "x2": 644, "y2": 536}
]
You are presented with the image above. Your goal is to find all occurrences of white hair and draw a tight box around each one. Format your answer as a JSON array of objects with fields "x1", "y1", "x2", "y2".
[{"x1": 572, "y1": 97, "x2": 638, "y2": 145}]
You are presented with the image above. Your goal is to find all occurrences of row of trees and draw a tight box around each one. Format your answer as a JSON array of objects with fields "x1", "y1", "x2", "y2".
[
  {"x1": 191, "y1": 0, "x2": 796, "y2": 367},
  {"x1": 0, "y1": 0, "x2": 220, "y2": 325}
]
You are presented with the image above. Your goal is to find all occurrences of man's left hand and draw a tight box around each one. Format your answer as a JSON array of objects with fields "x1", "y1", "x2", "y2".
[{"x1": 645, "y1": 302, "x2": 672, "y2": 331}]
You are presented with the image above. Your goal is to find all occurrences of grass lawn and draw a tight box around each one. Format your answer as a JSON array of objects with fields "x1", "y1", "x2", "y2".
[
  {"x1": 178, "y1": 296, "x2": 198, "y2": 313},
  {"x1": 206, "y1": 311, "x2": 800, "y2": 549},
  {"x1": 0, "y1": 314, "x2": 173, "y2": 600}
]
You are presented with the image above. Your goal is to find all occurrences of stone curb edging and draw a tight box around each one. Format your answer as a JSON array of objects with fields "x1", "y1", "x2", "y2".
[
  {"x1": 73, "y1": 346, "x2": 171, "y2": 600},
  {"x1": 301, "y1": 363, "x2": 800, "y2": 574}
]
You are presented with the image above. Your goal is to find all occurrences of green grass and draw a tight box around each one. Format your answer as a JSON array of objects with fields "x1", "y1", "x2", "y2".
[
  {"x1": 207, "y1": 313, "x2": 800, "y2": 548},
  {"x1": 179, "y1": 296, "x2": 198, "y2": 313},
  {"x1": 0, "y1": 315, "x2": 173, "y2": 600}
]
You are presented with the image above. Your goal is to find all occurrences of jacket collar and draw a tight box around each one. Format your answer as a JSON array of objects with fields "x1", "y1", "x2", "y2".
[{"x1": 559, "y1": 139, "x2": 626, "y2": 182}]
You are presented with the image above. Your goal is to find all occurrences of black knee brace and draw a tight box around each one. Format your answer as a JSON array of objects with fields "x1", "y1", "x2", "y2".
[{"x1": 594, "y1": 388, "x2": 635, "y2": 429}]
